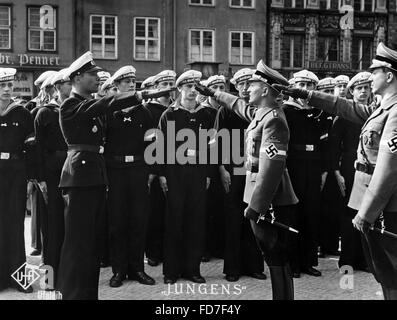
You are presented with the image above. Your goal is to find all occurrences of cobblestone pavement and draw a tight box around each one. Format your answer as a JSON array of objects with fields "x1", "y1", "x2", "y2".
[{"x1": 0, "y1": 217, "x2": 383, "y2": 300}]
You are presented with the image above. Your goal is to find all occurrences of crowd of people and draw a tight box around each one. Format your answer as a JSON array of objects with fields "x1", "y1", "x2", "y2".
[{"x1": 0, "y1": 41, "x2": 397, "y2": 300}]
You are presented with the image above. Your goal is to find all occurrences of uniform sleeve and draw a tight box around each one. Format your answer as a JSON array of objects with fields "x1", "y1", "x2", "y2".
[
  {"x1": 309, "y1": 91, "x2": 372, "y2": 125},
  {"x1": 142, "y1": 106, "x2": 157, "y2": 175},
  {"x1": 34, "y1": 108, "x2": 50, "y2": 181},
  {"x1": 247, "y1": 116, "x2": 289, "y2": 214},
  {"x1": 329, "y1": 116, "x2": 344, "y2": 171},
  {"x1": 357, "y1": 107, "x2": 397, "y2": 223},
  {"x1": 157, "y1": 111, "x2": 168, "y2": 177},
  {"x1": 215, "y1": 91, "x2": 256, "y2": 123},
  {"x1": 22, "y1": 109, "x2": 38, "y2": 180}
]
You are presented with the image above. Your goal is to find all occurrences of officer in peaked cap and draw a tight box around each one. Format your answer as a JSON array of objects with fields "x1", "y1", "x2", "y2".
[
  {"x1": 158, "y1": 69, "x2": 215, "y2": 284},
  {"x1": 330, "y1": 71, "x2": 373, "y2": 273},
  {"x1": 56, "y1": 52, "x2": 168, "y2": 299},
  {"x1": 145, "y1": 70, "x2": 176, "y2": 268},
  {"x1": 334, "y1": 75, "x2": 350, "y2": 98},
  {"x1": 276, "y1": 42, "x2": 397, "y2": 300},
  {"x1": 282, "y1": 70, "x2": 330, "y2": 278},
  {"x1": 196, "y1": 60, "x2": 298, "y2": 300},
  {"x1": 0, "y1": 68, "x2": 35, "y2": 293},
  {"x1": 105, "y1": 65, "x2": 156, "y2": 287}
]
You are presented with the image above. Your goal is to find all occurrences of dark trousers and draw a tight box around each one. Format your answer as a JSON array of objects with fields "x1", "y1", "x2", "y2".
[
  {"x1": 0, "y1": 163, "x2": 27, "y2": 290},
  {"x1": 163, "y1": 165, "x2": 207, "y2": 278},
  {"x1": 57, "y1": 186, "x2": 106, "y2": 300},
  {"x1": 44, "y1": 169, "x2": 65, "y2": 285},
  {"x1": 30, "y1": 182, "x2": 48, "y2": 255},
  {"x1": 146, "y1": 177, "x2": 165, "y2": 262},
  {"x1": 223, "y1": 173, "x2": 263, "y2": 276},
  {"x1": 250, "y1": 205, "x2": 294, "y2": 300},
  {"x1": 107, "y1": 166, "x2": 150, "y2": 275},
  {"x1": 287, "y1": 158, "x2": 321, "y2": 270}
]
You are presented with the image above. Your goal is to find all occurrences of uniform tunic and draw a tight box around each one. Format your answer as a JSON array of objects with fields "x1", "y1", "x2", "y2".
[{"x1": 0, "y1": 103, "x2": 34, "y2": 290}]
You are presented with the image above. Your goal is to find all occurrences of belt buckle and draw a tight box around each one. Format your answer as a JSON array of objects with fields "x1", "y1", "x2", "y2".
[
  {"x1": 187, "y1": 149, "x2": 196, "y2": 157},
  {"x1": 306, "y1": 145, "x2": 314, "y2": 152},
  {"x1": 99, "y1": 146, "x2": 104, "y2": 154},
  {"x1": 0, "y1": 152, "x2": 10, "y2": 160},
  {"x1": 125, "y1": 155, "x2": 134, "y2": 163}
]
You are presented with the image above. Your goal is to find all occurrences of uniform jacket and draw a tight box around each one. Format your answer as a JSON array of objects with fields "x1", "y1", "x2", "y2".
[
  {"x1": 59, "y1": 91, "x2": 141, "y2": 187},
  {"x1": 215, "y1": 92, "x2": 298, "y2": 214},
  {"x1": 309, "y1": 91, "x2": 397, "y2": 222}
]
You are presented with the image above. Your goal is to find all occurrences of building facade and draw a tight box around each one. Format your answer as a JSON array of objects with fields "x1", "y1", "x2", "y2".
[
  {"x1": 268, "y1": 0, "x2": 389, "y2": 79},
  {"x1": 0, "y1": 0, "x2": 75, "y2": 100}
]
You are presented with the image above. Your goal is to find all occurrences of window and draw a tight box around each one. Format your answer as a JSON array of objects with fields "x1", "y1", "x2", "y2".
[
  {"x1": 0, "y1": 6, "x2": 11, "y2": 49},
  {"x1": 28, "y1": 7, "x2": 56, "y2": 51},
  {"x1": 282, "y1": 35, "x2": 304, "y2": 68},
  {"x1": 229, "y1": 31, "x2": 255, "y2": 65},
  {"x1": 230, "y1": 0, "x2": 255, "y2": 8},
  {"x1": 354, "y1": 0, "x2": 374, "y2": 11},
  {"x1": 284, "y1": 0, "x2": 306, "y2": 7},
  {"x1": 317, "y1": 37, "x2": 339, "y2": 61},
  {"x1": 352, "y1": 38, "x2": 373, "y2": 70},
  {"x1": 90, "y1": 15, "x2": 117, "y2": 59},
  {"x1": 319, "y1": 0, "x2": 339, "y2": 9},
  {"x1": 189, "y1": 0, "x2": 215, "y2": 5},
  {"x1": 134, "y1": 17, "x2": 160, "y2": 61},
  {"x1": 189, "y1": 29, "x2": 215, "y2": 62}
]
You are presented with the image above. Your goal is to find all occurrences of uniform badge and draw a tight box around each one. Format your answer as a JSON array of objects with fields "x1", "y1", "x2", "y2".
[
  {"x1": 272, "y1": 110, "x2": 278, "y2": 118},
  {"x1": 1, "y1": 123, "x2": 7, "y2": 127},
  {"x1": 124, "y1": 117, "x2": 132, "y2": 122},
  {"x1": 387, "y1": 136, "x2": 397, "y2": 153},
  {"x1": 265, "y1": 144, "x2": 279, "y2": 159},
  {"x1": 92, "y1": 125, "x2": 98, "y2": 133}
]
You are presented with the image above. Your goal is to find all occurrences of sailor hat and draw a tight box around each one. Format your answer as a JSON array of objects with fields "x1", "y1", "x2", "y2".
[
  {"x1": 153, "y1": 70, "x2": 176, "y2": 84},
  {"x1": 64, "y1": 51, "x2": 102, "y2": 80},
  {"x1": 293, "y1": 70, "x2": 319, "y2": 85},
  {"x1": 347, "y1": 72, "x2": 372, "y2": 91},
  {"x1": 175, "y1": 70, "x2": 202, "y2": 87},
  {"x1": 101, "y1": 77, "x2": 115, "y2": 92},
  {"x1": 34, "y1": 70, "x2": 57, "y2": 87},
  {"x1": 141, "y1": 76, "x2": 156, "y2": 89},
  {"x1": 49, "y1": 68, "x2": 71, "y2": 87},
  {"x1": 369, "y1": 42, "x2": 397, "y2": 73},
  {"x1": 317, "y1": 77, "x2": 336, "y2": 91},
  {"x1": 97, "y1": 71, "x2": 111, "y2": 82},
  {"x1": 334, "y1": 75, "x2": 349, "y2": 86},
  {"x1": 0, "y1": 68, "x2": 17, "y2": 83},
  {"x1": 111, "y1": 66, "x2": 136, "y2": 83},
  {"x1": 248, "y1": 60, "x2": 289, "y2": 90},
  {"x1": 230, "y1": 68, "x2": 255, "y2": 86},
  {"x1": 205, "y1": 75, "x2": 226, "y2": 88}
]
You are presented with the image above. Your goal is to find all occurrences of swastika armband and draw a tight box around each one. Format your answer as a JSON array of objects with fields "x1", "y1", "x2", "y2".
[
  {"x1": 381, "y1": 136, "x2": 397, "y2": 153},
  {"x1": 260, "y1": 143, "x2": 287, "y2": 159}
]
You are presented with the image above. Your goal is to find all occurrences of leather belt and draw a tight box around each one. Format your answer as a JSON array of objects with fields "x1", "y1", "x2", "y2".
[
  {"x1": 0, "y1": 152, "x2": 23, "y2": 160},
  {"x1": 354, "y1": 161, "x2": 375, "y2": 174},
  {"x1": 290, "y1": 144, "x2": 317, "y2": 152},
  {"x1": 106, "y1": 155, "x2": 144, "y2": 163},
  {"x1": 68, "y1": 144, "x2": 104, "y2": 154}
]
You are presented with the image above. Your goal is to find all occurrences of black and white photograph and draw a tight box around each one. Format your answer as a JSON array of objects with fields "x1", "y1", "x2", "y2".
[{"x1": 1, "y1": 0, "x2": 397, "y2": 307}]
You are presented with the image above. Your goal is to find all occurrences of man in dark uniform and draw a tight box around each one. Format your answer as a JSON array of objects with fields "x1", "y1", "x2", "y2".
[
  {"x1": 0, "y1": 68, "x2": 35, "y2": 293},
  {"x1": 158, "y1": 70, "x2": 213, "y2": 284},
  {"x1": 57, "y1": 52, "x2": 167, "y2": 299},
  {"x1": 276, "y1": 42, "x2": 397, "y2": 300},
  {"x1": 197, "y1": 60, "x2": 298, "y2": 300},
  {"x1": 105, "y1": 65, "x2": 155, "y2": 287},
  {"x1": 282, "y1": 70, "x2": 326, "y2": 278},
  {"x1": 34, "y1": 69, "x2": 71, "y2": 287},
  {"x1": 208, "y1": 70, "x2": 266, "y2": 281},
  {"x1": 145, "y1": 70, "x2": 176, "y2": 267},
  {"x1": 330, "y1": 72, "x2": 372, "y2": 271}
]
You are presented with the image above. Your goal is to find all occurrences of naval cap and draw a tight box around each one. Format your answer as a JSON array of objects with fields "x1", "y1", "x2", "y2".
[
  {"x1": 249, "y1": 60, "x2": 289, "y2": 88},
  {"x1": 317, "y1": 77, "x2": 335, "y2": 91},
  {"x1": 111, "y1": 65, "x2": 136, "y2": 83},
  {"x1": 205, "y1": 75, "x2": 226, "y2": 88},
  {"x1": 141, "y1": 76, "x2": 156, "y2": 89},
  {"x1": 153, "y1": 70, "x2": 176, "y2": 84},
  {"x1": 101, "y1": 77, "x2": 115, "y2": 92},
  {"x1": 230, "y1": 68, "x2": 255, "y2": 86},
  {"x1": 293, "y1": 70, "x2": 319, "y2": 85},
  {"x1": 50, "y1": 68, "x2": 71, "y2": 86},
  {"x1": 347, "y1": 72, "x2": 372, "y2": 91},
  {"x1": 65, "y1": 51, "x2": 102, "y2": 80},
  {"x1": 369, "y1": 42, "x2": 397, "y2": 72},
  {"x1": 175, "y1": 70, "x2": 202, "y2": 87},
  {"x1": 334, "y1": 75, "x2": 349, "y2": 85},
  {"x1": 0, "y1": 68, "x2": 16, "y2": 83},
  {"x1": 34, "y1": 70, "x2": 57, "y2": 87},
  {"x1": 97, "y1": 71, "x2": 111, "y2": 82}
]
